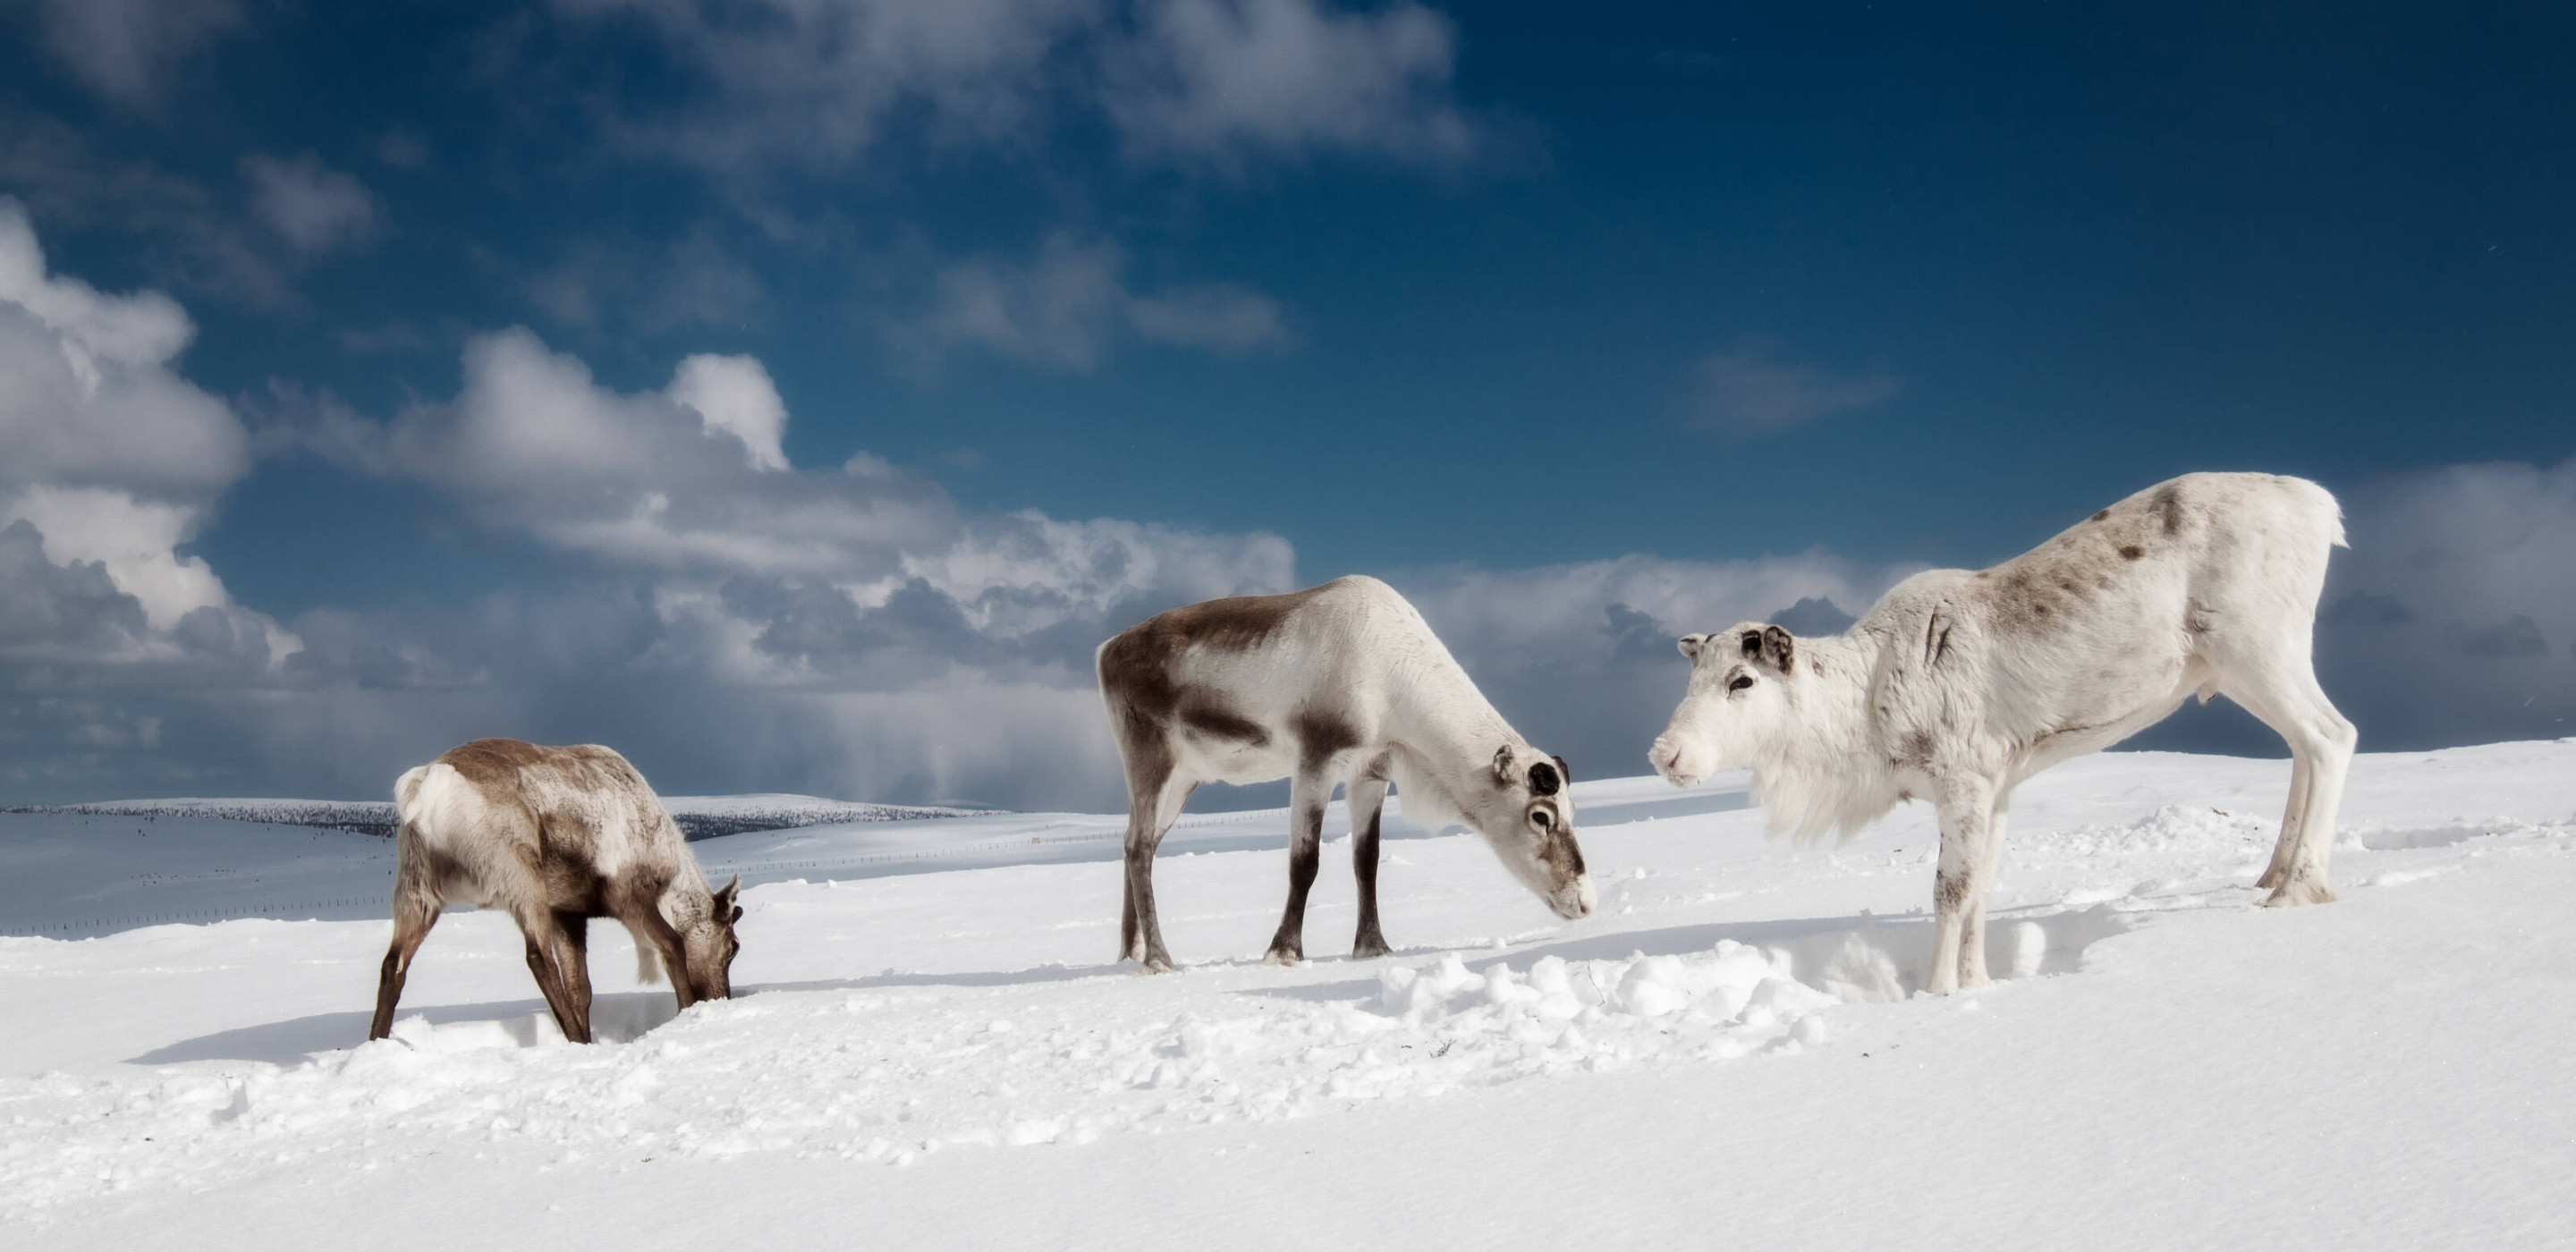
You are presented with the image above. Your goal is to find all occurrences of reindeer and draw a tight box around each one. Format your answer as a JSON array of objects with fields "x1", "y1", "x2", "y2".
[
  {"x1": 368, "y1": 739, "x2": 742, "y2": 1044},
  {"x1": 1649, "y1": 472, "x2": 2356, "y2": 994},
  {"x1": 1097, "y1": 575, "x2": 1595, "y2": 973}
]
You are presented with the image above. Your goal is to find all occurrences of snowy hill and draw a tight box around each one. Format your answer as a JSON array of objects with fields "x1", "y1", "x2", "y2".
[{"x1": 3, "y1": 741, "x2": 2572, "y2": 1248}]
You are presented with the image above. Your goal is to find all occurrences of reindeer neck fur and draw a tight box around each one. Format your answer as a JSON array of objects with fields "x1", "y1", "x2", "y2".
[
  {"x1": 1377, "y1": 630, "x2": 1521, "y2": 834},
  {"x1": 1745, "y1": 630, "x2": 1904, "y2": 843}
]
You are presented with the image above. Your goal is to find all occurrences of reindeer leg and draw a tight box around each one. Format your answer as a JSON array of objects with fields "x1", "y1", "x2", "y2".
[
  {"x1": 552, "y1": 910, "x2": 593, "y2": 1041},
  {"x1": 2256, "y1": 751, "x2": 2311, "y2": 892},
  {"x1": 2217, "y1": 656, "x2": 2357, "y2": 907},
  {"x1": 369, "y1": 880, "x2": 441, "y2": 1042},
  {"x1": 1959, "y1": 804, "x2": 2007, "y2": 989},
  {"x1": 623, "y1": 901, "x2": 697, "y2": 1014},
  {"x1": 1925, "y1": 774, "x2": 1996, "y2": 995},
  {"x1": 1264, "y1": 771, "x2": 1330, "y2": 965},
  {"x1": 516, "y1": 910, "x2": 591, "y2": 1044},
  {"x1": 1124, "y1": 760, "x2": 1192, "y2": 974},
  {"x1": 1348, "y1": 776, "x2": 1393, "y2": 960}
]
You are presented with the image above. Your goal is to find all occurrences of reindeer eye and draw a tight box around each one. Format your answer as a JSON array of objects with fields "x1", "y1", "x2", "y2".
[
  {"x1": 1728, "y1": 674, "x2": 1755, "y2": 692},
  {"x1": 1530, "y1": 808, "x2": 1554, "y2": 832}
]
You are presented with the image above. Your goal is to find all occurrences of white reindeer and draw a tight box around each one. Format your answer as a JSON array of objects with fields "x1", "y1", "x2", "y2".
[
  {"x1": 1097, "y1": 575, "x2": 1597, "y2": 972},
  {"x1": 369, "y1": 738, "x2": 743, "y2": 1044},
  {"x1": 1648, "y1": 472, "x2": 2356, "y2": 994}
]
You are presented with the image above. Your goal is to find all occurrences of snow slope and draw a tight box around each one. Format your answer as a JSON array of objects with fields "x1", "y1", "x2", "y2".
[{"x1": 3, "y1": 742, "x2": 2572, "y2": 1248}]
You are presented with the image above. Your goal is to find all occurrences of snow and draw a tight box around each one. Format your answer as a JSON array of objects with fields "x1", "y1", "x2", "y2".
[{"x1": 4, "y1": 740, "x2": 2574, "y2": 1248}]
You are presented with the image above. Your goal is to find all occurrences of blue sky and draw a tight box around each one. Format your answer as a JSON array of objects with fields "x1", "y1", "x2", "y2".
[{"x1": 2, "y1": 1, "x2": 2572, "y2": 808}]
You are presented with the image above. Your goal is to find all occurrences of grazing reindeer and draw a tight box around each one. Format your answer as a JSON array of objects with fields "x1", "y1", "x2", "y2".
[
  {"x1": 1097, "y1": 575, "x2": 1595, "y2": 973},
  {"x1": 1648, "y1": 472, "x2": 2356, "y2": 994},
  {"x1": 369, "y1": 739, "x2": 742, "y2": 1044}
]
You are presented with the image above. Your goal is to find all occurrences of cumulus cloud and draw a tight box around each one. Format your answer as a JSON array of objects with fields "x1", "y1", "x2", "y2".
[
  {"x1": 16, "y1": 0, "x2": 242, "y2": 106},
  {"x1": 156, "y1": 323, "x2": 1295, "y2": 808},
  {"x1": 0, "y1": 198, "x2": 290, "y2": 681},
  {"x1": 1682, "y1": 339, "x2": 1903, "y2": 438},
  {"x1": 352, "y1": 327, "x2": 953, "y2": 574},
  {"x1": 668, "y1": 353, "x2": 791, "y2": 472},
  {"x1": 242, "y1": 154, "x2": 385, "y2": 255},
  {"x1": 1102, "y1": 0, "x2": 1478, "y2": 166},
  {"x1": 895, "y1": 233, "x2": 1287, "y2": 370}
]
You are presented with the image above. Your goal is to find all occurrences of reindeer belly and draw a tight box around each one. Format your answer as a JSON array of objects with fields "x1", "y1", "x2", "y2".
[{"x1": 1175, "y1": 730, "x2": 1299, "y2": 786}]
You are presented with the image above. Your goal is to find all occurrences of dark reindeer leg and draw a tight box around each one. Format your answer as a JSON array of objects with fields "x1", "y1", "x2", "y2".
[
  {"x1": 625, "y1": 901, "x2": 696, "y2": 1014},
  {"x1": 515, "y1": 909, "x2": 591, "y2": 1044},
  {"x1": 1347, "y1": 776, "x2": 1392, "y2": 960},
  {"x1": 552, "y1": 910, "x2": 592, "y2": 1039},
  {"x1": 369, "y1": 883, "x2": 441, "y2": 1041},
  {"x1": 1263, "y1": 771, "x2": 1331, "y2": 965},
  {"x1": 1123, "y1": 756, "x2": 1192, "y2": 974}
]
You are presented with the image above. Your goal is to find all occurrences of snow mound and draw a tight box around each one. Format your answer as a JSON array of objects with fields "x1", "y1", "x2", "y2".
[{"x1": 0, "y1": 937, "x2": 1852, "y2": 1214}]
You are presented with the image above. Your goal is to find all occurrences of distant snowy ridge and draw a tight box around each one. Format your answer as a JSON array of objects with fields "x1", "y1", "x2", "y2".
[{"x1": 2, "y1": 795, "x2": 990, "y2": 841}]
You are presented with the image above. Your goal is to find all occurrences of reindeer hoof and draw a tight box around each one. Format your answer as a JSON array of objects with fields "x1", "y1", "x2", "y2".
[
  {"x1": 1352, "y1": 938, "x2": 1391, "y2": 960},
  {"x1": 1136, "y1": 955, "x2": 1176, "y2": 974},
  {"x1": 2255, "y1": 865, "x2": 2285, "y2": 890},
  {"x1": 1262, "y1": 946, "x2": 1302, "y2": 967},
  {"x1": 2262, "y1": 879, "x2": 2337, "y2": 908}
]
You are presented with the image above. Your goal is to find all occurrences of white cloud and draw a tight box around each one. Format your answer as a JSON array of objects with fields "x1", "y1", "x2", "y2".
[
  {"x1": 897, "y1": 233, "x2": 1287, "y2": 370},
  {"x1": 1, "y1": 486, "x2": 231, "y2": 631},
  {"x1": 669, "y1": 353, "x2": 792, "y2": 472},
  {"x1": 1682, "y1": 340, "x2": 1903, "y2": 437},
  {"x1": 547, "y1": 0, "x2": 1480, "y2": 182},
  {"x1": 368, "y1": 327, "x2": 954, "y2": 575},
  {"x1": 0, "y1": 198, "x2": 290, "y2": 671},
  {"x1": 0, "y1": 199, "x2": 245, "y2": 499},
  {"x1": 1103, "y1": 0, "x2": 1478, "y2": 166},
  {"x1": 0, "y1": 111, "x2": 294, "y2": 309},
  {"x1": 19, "y1": 0, "x2": 242, "y2": 106},
  {"x1": 550, "y1": 0, "x2": 1099, "y2": 180},
  {"x1": 243, "y1": 154, "x2": 385, "y2": 255}
]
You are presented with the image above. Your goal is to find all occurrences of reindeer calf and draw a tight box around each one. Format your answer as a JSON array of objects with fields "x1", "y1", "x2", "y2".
[{"x1": 369, "y1": 739, "x2": 741, "y2": 1044}]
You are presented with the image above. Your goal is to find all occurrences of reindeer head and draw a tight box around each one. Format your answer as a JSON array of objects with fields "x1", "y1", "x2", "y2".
[
  {"x1": 678, "y1": 875, "x2": 743, "y2": 1002},
  {"x1": 1651, "y1": 622, "x2": 1798, "y2": 788},
  {"x1": 1464, "y1": 744, "x2": 1595, "y2": 920}
]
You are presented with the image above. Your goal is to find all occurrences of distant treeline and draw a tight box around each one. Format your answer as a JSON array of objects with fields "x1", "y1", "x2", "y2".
[{"x1": 2, "y1": 798, "x2": 987, "y2": 842}]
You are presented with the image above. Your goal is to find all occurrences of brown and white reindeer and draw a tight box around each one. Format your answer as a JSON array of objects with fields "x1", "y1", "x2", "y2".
[
  {"x1": 368, "y1": 738, "x2": 743, "y2": 1044},
  {"x1": 1097, "y1": 575, "x2": 1596, "y2": 973},
  {"x1": 1648, "y1": 472, "x2": 2356, "y2": 994}
]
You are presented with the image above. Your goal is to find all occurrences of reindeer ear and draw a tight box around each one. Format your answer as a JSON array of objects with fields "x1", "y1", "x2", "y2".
[
  {"x1": 712, "y1": 873, "x2": 741, "y2": 913},
  {"x1": 1677, "y1": 633, "x2": 1707, "y2": 659},
  {"x1": 1527, "y1": 760, "x2": 1561, "y2": 796},
  {"x1": 1492, "y1": 744, "x2": 1515, "y2": 784},
  {"x1": 1760, "y1": 624, "x2": 1795, "y2": 671},
  {"x1": 1553, "y1": 755, "x2": 1571, "y2": 784}
]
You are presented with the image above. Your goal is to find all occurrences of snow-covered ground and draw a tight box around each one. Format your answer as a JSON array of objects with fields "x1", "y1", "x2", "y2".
[{"x1": 4, "y1": 741, "x2": 2573, "y2": 1248}]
